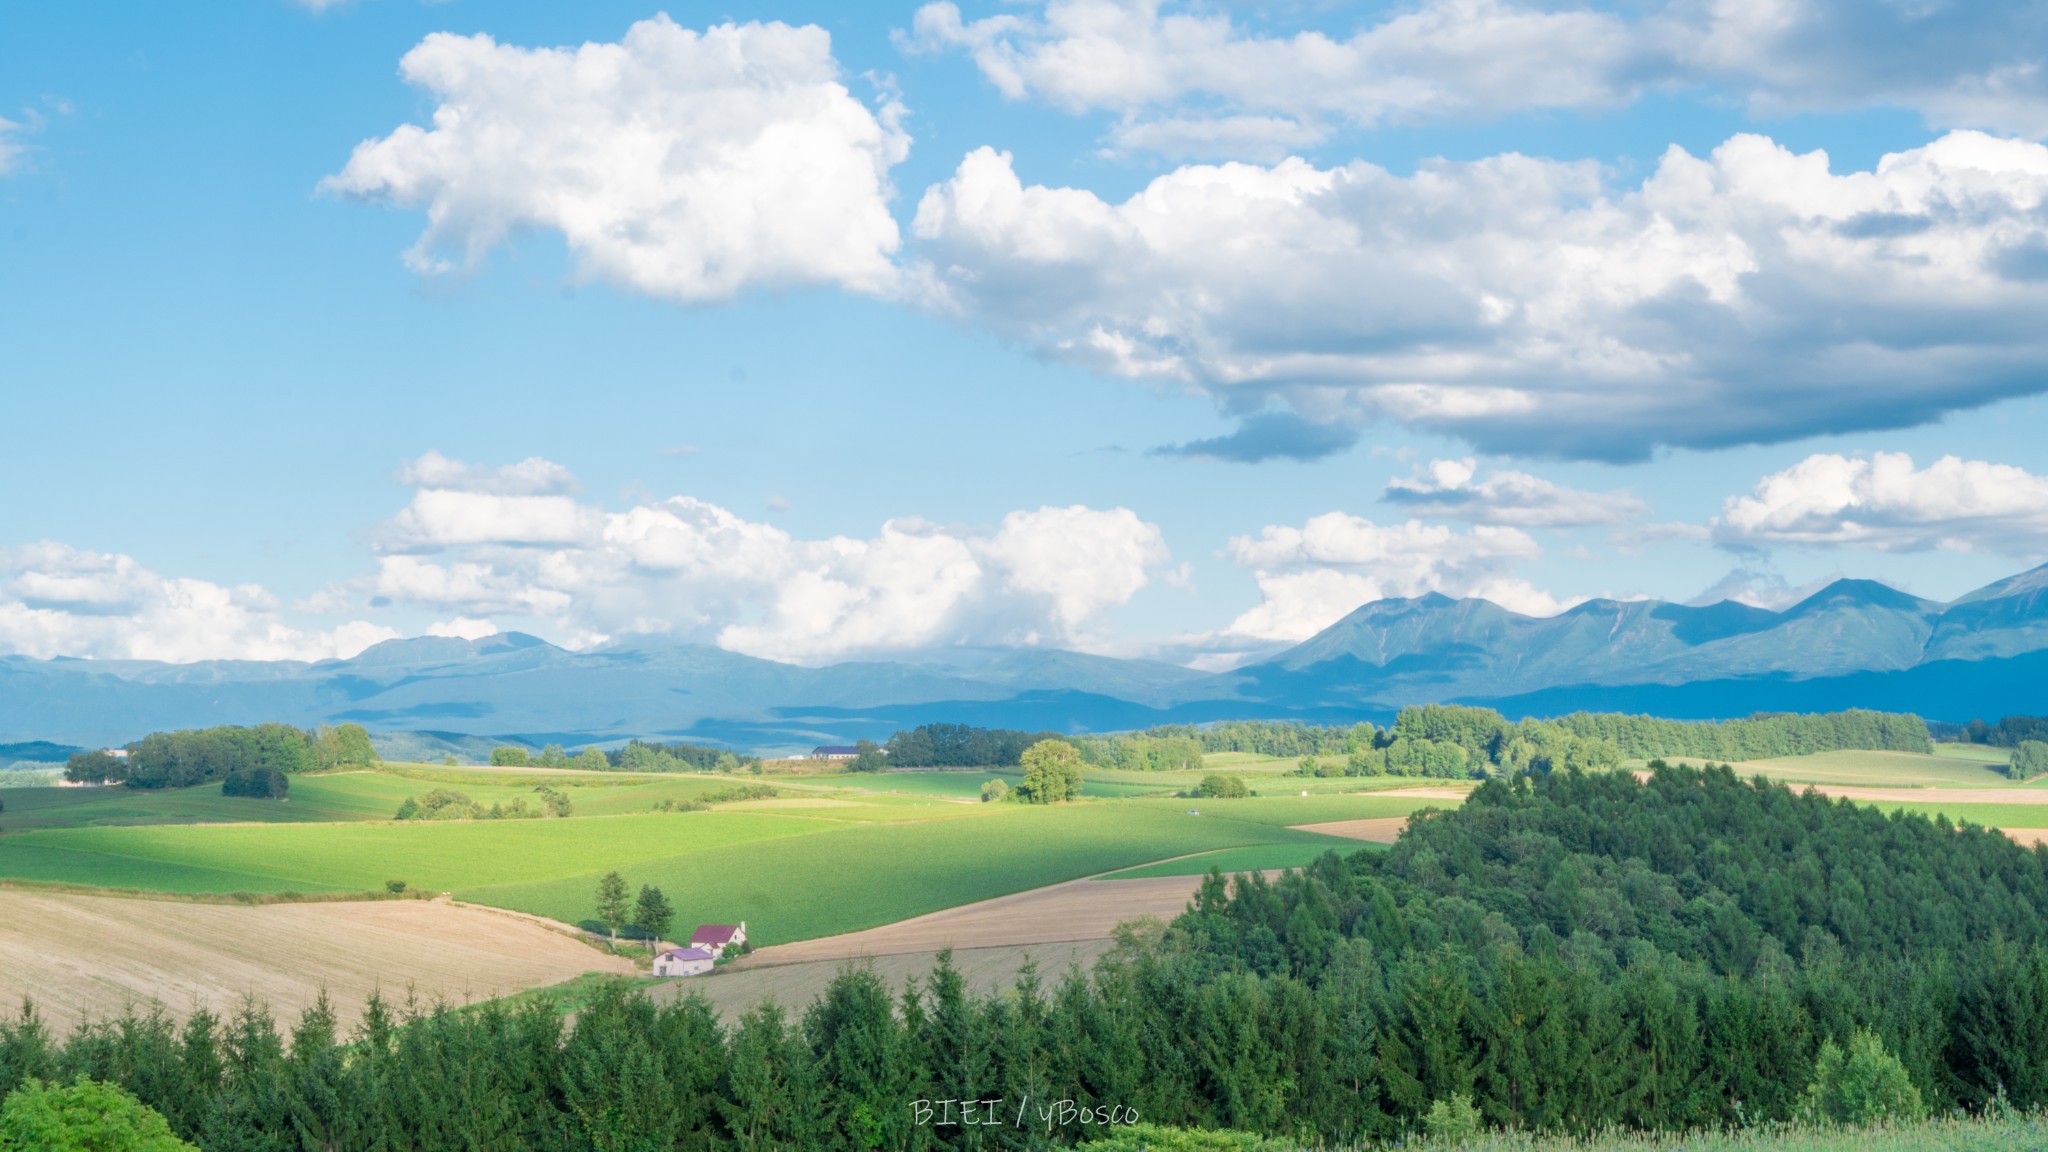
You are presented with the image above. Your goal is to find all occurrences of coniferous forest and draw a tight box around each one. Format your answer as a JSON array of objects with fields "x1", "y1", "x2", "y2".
[{"x1": 6, "y1": 761, "x2": 2046, "y2": 1149}]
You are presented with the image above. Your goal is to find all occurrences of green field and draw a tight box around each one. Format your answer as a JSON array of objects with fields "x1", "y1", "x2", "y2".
[
  {"x1": 462, "y1": 800, "x2": 1375, "y2": 943},
  {"x1": 0, "y1": 773, "x2": 1432, "y2": 943},
  {"x1": 1097, "y1": 840, "x2": 1381, "y2": 879},
  {"x1": 29, "y1": 746, "x2": 2038, "y2": 952},
  {"x1": 1655, "y1": 748, "x2": 2037, "y2": 790}
]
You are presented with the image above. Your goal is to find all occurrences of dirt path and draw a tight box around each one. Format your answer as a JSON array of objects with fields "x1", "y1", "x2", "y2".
[
  {"x1": 736, "y1": 875, "x2": 1207, "y2": 967},
  {"x1": 1290, "y1": 816, "x2": 1409, "y2": 843},
  {"x1": 0, "y1": 891, "x2": 633, "y2": 1035}
]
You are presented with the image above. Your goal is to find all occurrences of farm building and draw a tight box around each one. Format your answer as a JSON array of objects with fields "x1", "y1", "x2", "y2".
[
  {"x1": 690, "y1": 922, "x2": 747, "y2": 957},
  {"x1": 653, "y1": 947, "x2": 715, "y2": 977},
  {"x1": 810, "y1": 745, "x2": 859, "y2": 760}
]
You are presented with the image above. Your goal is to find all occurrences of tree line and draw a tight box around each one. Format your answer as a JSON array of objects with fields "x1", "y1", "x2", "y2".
[
  {"x1": 8, "y1": 761, "x2": 2042, "y2": 1148},
  {"x1": 63, "y1": 723, "x2": 379, "y2": 797},
  {"x1": 1935, "y1": 715, "x2": 2048, "y2": 748},
  {"x1": 874, "y1": 708, "x2": 1928, "y2": 783},
  {"x1": 486, "y1": 739, "x2": 759, "y2": 774}
]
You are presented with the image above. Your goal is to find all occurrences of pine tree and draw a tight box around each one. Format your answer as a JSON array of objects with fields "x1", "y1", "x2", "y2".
[{"x1": 633, "y1": 885, "x2": 675, "y2": 949}]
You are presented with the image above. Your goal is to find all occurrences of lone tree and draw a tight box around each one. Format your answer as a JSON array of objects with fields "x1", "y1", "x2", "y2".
[
  {"x1": 634, "y1": 885, "x2": 675, "y2": 948},
  {"x1": 1018, "y1": 739, "x2": 1084, "y2": 804},
  {"x1": 1198, "y1": 774, "x2": 1248, "y2": 798},
  {"x1": 595, "y1": 871, "x2": 631, "y2": 945},
  {"x1": 575, "y1": 746, "x2": 610, "y2": 771}
]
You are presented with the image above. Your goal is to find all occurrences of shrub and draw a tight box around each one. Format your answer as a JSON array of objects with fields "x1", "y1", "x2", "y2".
[
  {"x1": 393, "y1": 788, "x2": 480, "y2": 821},
  {"x1": 1197, "y1": 774, "x2": 1248, "y2": 798},
  {"x1": 385, "y1": 880, "x2": 407, "y2": 894},
  {"x1": 1801, "y1": 1030, "x2": 1925, "y2": 1126},
  {"x1": 1425, "y1": 1093, "x2": 1483, "y2": 1141},
  {"x1": 2010, "y1": 740, "x2": 2048, "y2": 781},
  {"x1": 0, "y1": 1077, "x2": 196, "y2": 1151},
  {"x1": 981, "y1": 778, "x2": 1010, "y2": 803},
  {"x1": 1079, "y1": 1123, "x2": 1290, "y2": 1151}
]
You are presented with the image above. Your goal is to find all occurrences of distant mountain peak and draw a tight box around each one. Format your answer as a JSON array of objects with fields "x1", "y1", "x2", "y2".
[
  {"x1": 1950, "y1": 562, "x2": 2048, "y2": 606},
  {"x1": 1786, "y1": 577, "x2": 1938, "y2": 615}
]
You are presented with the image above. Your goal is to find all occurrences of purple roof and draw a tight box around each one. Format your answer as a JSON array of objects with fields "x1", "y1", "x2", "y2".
[
  {"x1": 691, "y1": 924, "x2": 742, "y2": 944},
  {"x1": 662, "y1": 947, "x2": 715, "y2": 961}
]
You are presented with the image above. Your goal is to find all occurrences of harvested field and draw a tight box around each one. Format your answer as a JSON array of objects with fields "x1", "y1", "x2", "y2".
[
  {"x1": 2003, "y1": 829, "x2": 2048, "y2": 847},
  {"x1": 656, "y1": 942, "x2": 1115, "y2": 1018},
  {"x1": 738, "y1": 874, "x2": 1206, "y2": 965},
  {"x1": 1806, "y1": 785, "x2": 2048, "y2": 805},
  {"x1": 0, "y1": 891, "x2": 632, "y2": 1034},
  {"x1": 1289, "y1": 816, "x2": 1409, "y2": 843}
]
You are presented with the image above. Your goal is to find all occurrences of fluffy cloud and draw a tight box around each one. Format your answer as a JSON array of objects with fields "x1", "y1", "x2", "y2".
[
  {"x1": 981, "y1": 505, "x2": 1170, "y2": 634},
  {"x1": 0, "y1": 543, "x2": 397, "y2": 663},
  {"x1": 1715, "y1": 452, "x2": 2048, "y2": 555},
  {"x1": 361, "y1": 454, "x2": 1175, "y2": 662},
  {"x1": 908, "y1": 0, "x2": 2048, "y2": 156},
  {"x1": 325, "y1": 17, "x2": 910, "y2": 302},
  {"x1": 1219, "y1": 513, "x2": 1569, "y2": 641},
  {"x1": 1384, "y1": 459, "x2": 1646, "y2": 527},
  {"x1": 913, "y1": 132, "x2": 2048, "y2": 459}
]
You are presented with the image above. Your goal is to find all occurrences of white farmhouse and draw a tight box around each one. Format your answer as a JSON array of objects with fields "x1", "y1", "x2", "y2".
[{"x1": 653, "y1": 947, "x2": 715, "y2": 977}]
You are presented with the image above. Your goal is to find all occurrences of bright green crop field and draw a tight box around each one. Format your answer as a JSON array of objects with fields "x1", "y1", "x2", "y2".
[
  {"x1": 0, "y1": 781, "x2": 1428, "y2": 943},
  {"x1": 1097, "y1": 840, "x2": 1382, "y2": 880},
  {"x1": 461, "y1": 800, "x2": 1378, "y2": 944}
]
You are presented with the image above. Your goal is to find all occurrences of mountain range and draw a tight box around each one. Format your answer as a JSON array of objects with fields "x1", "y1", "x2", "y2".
[{"x1": 7, "y1": 564, "x2": 2048, "y2": 755}]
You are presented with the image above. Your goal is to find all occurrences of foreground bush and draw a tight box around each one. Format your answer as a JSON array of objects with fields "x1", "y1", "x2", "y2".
[{"x1": 0, "y1": 1078, "x2": 194, "y2": 1151}]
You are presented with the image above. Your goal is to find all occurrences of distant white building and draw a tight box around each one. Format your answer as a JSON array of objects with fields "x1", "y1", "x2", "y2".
[
  {"x1": 810, "y1": 746, "x2": 860, "y2": 760},
  {"x1": 689, "y1": 922, "x2": 747, "y2": 958},
  {"x1": 653, "y1": 947, "x2": 715, "y2": 977}
]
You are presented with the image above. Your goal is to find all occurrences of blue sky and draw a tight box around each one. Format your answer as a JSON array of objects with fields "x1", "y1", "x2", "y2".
[{"x1": 4, "y1": 0, "x2": 2048, "y2": 667}]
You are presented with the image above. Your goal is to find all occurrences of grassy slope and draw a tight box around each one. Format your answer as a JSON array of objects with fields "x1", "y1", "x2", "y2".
[
  {"x1": 1654, "y1": 749, "x2": 2039, "y2": 790},
  {"x1": 0, "y1": 810, "x2": 836, "y2": 893},
  {"x1": 460, "y1": 801, "x2": 1368, "y2": 945}
]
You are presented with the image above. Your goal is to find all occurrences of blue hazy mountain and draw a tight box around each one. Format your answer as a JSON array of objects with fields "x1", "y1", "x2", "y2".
[{"x1": 5, "y1": 564, "x2": 2048, "y2": 752}]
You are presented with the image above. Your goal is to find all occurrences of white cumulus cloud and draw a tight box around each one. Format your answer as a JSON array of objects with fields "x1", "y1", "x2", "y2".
[
  {"x1": 325, "y1": 16, "x2": 910, "y2": 302},
  {"x1": 360, "y1": 454, "x2": 1175, "y2": 663},
  {"x1": 1219, "y1": 513, "x2": 1570, "y2": 641},
  {"x1": 0, "y1": 543, "x2": 398, "y2": 663},
  {"x1": 1715, "y1": 452, "x2": 2048, "y2": 555},
  {"x1": 913, "y1": 131, "x2": 2048, "y2": 459}
]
